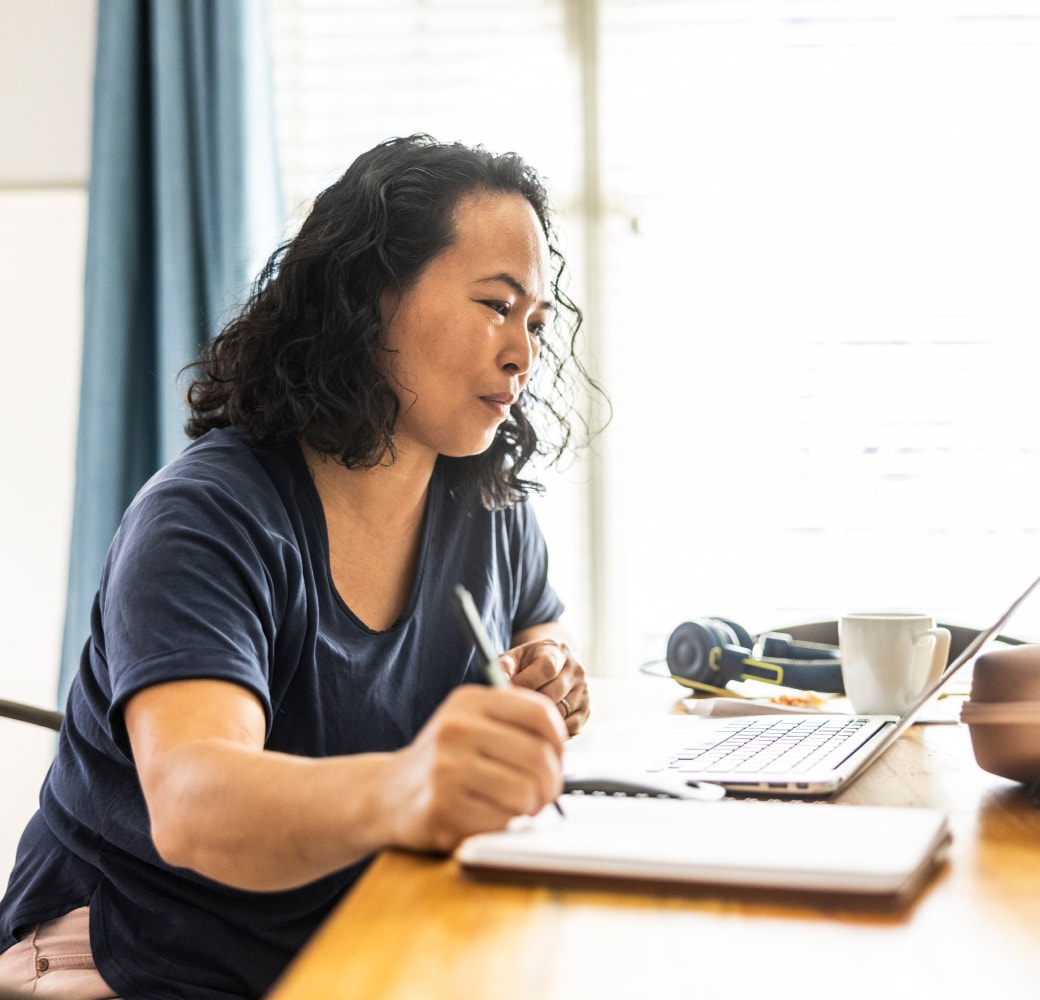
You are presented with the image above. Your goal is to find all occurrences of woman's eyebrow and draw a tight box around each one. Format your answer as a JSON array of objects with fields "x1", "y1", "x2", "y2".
[{"x1": 476, "y1": 273, "x2": 555, "y2": 312}]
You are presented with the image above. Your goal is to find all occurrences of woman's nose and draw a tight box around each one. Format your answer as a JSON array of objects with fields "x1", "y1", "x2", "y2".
[{"x1": 499, "y1": 322, "x2": 536, "y2": 377}]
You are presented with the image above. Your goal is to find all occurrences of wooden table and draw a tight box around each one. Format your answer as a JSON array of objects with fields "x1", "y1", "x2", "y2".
[{"x1": 267, "y1": 678, "x2": 1040, "y2": 1000}]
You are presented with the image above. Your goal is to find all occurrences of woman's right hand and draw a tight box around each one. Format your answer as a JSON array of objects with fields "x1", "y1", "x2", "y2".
[{"x1": 386, "y1": 684, "x2": 567, "y2": 854}]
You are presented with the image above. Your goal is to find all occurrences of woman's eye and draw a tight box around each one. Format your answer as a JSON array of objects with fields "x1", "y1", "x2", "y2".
[
  {"x1": 482, "y1": 300, "x2": 510, "y2": 317},
  {"x1": 529, "y1": 322, "x2": 546, "y2": 341}
]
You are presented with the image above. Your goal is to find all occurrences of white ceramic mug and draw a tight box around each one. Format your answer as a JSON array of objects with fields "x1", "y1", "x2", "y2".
[{"x1": 839, "y1": 613, "x2": 952, "y2": 715}]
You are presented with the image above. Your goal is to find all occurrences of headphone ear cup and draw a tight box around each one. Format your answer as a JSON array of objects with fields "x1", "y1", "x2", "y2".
[
  {"x1": 666, "y1": 620, "x2": 727, "y2": 684},
  {"x1": 710, "y1": 617, "x2": 755, "y2": 651}
]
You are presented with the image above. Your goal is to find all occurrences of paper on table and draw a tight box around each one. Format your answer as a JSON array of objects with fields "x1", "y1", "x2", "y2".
[
  {"x1": 681, "y1": 697, "x2": 834, "y2": 717},
  {"x1": 681, "y1": 691, "x2": 969, "y2": 723}
]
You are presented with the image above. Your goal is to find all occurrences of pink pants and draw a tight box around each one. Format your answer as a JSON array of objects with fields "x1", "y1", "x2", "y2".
[{"x1": 0, "y1": 906, "x2": 118, "y2": 998}]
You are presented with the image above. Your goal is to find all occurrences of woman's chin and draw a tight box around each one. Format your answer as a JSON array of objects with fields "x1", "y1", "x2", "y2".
[{"x1": 442, "y1": 434, "x2": 498, "y2": 460}]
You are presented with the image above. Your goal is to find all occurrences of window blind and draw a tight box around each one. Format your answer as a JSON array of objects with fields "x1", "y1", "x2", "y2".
[
  {"x1": 269, "y1": 0, "x2": 1040, "y2": 675},
  {"x1": 594, "y1": 0, "x2": 1040, "y2": 671},
  {"x1": 269, "y1": 0, "x2": 583, "y2": 224}
]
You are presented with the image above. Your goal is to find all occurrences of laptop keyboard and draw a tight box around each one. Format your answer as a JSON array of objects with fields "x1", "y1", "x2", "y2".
[{"x1": 662, "y1": 716, "x2": 876, "y2": 776}]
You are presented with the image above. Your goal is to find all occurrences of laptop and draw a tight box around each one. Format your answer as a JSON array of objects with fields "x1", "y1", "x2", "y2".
[{"x1": 563, "y1": 575, "x2": 1040, "y2": 799}]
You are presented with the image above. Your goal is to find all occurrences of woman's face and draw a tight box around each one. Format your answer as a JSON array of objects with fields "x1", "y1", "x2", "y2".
[{"x1": 379, "y1": 191, "x2": 553, "y2": 463}]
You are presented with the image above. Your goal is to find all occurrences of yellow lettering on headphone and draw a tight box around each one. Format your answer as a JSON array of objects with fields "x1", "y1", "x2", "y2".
[
  {"x1": 709, "y1": 646, "x2": 722, "y2": 674},
  {"x1": 742, "y1": 657, "x2": 785, "y2": 685}
]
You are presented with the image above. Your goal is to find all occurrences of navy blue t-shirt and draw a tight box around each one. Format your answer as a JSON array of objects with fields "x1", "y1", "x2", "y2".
[{"x1": 0, "y1": 429, "x2": 563, "y2": 999}]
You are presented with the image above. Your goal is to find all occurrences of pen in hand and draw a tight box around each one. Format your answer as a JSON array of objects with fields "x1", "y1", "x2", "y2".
[{"x1": 452, "y1": 584, "x2": 566, "y2": 818}]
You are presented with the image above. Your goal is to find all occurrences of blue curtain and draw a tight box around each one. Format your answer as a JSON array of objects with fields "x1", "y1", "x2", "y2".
[{"x1": 59, "y1": 0, "x2": 283, "y2": 705}]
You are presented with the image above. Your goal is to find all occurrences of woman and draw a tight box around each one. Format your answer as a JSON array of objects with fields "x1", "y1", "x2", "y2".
[{"x1": 0, "y1": 135, "x2": 604, "y2": 999}]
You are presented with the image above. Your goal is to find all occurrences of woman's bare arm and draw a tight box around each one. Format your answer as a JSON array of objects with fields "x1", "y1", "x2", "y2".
[{"x1": 125, "y1": 677, "x2": 566, "y2": 892}]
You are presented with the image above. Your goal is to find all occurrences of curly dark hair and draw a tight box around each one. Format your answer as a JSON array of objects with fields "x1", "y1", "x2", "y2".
[{"x1": 183, "y1": 133, "x2": 606, "y2": 509}]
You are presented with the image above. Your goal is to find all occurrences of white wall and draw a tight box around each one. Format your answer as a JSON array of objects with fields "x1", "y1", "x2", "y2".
[{"x1": 0, "y1": 0, "x2": 95, "y2": 878}]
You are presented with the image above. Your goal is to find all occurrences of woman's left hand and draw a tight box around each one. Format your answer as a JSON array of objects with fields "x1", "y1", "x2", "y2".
[{"x1": 501, "y1": 626, "x2": 589, "y2": 736}]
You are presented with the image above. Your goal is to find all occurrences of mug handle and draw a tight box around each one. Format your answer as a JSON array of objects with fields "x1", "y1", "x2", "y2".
[{"x1": 915, "y1": 626, "x2": 952, "y2": 684}]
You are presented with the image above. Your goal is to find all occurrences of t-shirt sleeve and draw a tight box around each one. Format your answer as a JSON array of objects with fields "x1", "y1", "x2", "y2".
[
  {"x1": 509, "y1": 500, "x2": 565, "y2": 633},
  {"x1": 98, "y1": 467, "x2": 289, "y2": 754}
]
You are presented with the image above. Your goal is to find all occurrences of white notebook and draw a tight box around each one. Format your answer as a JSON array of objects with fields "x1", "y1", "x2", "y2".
[{"x1": 456, "y1": 795, "x2": 950, "y2": 901}]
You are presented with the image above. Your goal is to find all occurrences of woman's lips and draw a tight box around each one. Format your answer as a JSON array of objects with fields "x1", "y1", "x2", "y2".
[{"x1": 480, "y1": 393, "x2": 517, "y2": 418}]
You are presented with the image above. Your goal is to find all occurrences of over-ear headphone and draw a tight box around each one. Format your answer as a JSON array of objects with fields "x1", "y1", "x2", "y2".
[{"x1": 666, "y1": 618, "x2": 844, "y2": 696}]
